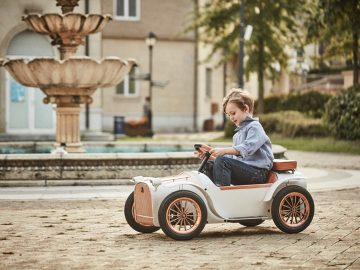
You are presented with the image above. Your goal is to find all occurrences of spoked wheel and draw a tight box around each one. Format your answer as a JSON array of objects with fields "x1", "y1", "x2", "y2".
[
  {"x1": 158, "y1": 191, "x2": 207, "y2": 241},
  {"x1": 239, "y1": 219, "x2": 264, "y2": 227},
  {"x1": 124, "y1": 192, "x2": 160, "y2": 233},
  {"x1": 272, "y1": 186, "x2": 314, "y2": 234}
]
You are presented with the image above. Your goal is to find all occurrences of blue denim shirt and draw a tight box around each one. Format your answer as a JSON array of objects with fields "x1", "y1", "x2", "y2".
[{"x1": 225, "y1": 116, "x2": 274, "y2": 170}]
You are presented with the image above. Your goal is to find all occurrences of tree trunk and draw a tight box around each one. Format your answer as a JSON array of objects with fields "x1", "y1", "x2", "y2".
[
  {"x1": 353, "y1": 31, "x2": 359, "y2": 86},
  {"x1": 257, "y1": 37, "x2": 265, "y2": 114}
]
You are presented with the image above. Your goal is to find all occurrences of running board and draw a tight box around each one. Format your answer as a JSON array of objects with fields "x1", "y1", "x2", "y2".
[{"x1": 224, "y1": 216, "x2": 268, "y2": 223}]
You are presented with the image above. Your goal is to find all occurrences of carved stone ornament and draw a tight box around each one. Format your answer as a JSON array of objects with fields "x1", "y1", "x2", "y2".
[
  {"x1": 56, "y1": 0, "x2": 80, "y2": 14},
  {"x1": 23, "y1": 13, "x2": 112, "y2": 59},
  {"x1": 2, "y1": 57, "x2": 136, "y2": 92}
]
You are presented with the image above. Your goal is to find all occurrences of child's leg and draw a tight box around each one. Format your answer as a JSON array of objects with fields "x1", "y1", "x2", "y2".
[
  {"x1": 213, "y1": 156, "x2": 268, "y2": 185},
  {"x1": 203, "y1": 160, "x2": 215, "y2": 182}
]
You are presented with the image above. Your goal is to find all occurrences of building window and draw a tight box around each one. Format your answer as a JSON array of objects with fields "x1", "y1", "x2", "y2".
[
  {"x1": 116, "y1": 67, "x2": 139, "y2": 96},
  {"x1": 205, "y1": 68, "x2": 212, "y2": 98},
  {"x1": 114, "y1": 0, "x2": 140, "y2": 21}
]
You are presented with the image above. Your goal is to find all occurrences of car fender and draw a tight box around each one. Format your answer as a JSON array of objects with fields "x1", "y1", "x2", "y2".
[
  {"x1": 162, "y1": 181, "x2": 224, "y2": 222},
  {"x1": 179, "y1": 183, "x2": 225, "y2": 223},
  {"x1": 263, "y1": 177, "x2": 308, "y2": 202},
  {"x1": 263, "y1": 179, "x2": 289, "y2": 202}
]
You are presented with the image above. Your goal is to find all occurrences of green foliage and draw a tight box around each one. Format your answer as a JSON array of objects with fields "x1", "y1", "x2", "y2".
[
  {"x1": 259, "y1": 111, "x2": 328, "y2": 138},
  {"x1": 224, "y1": 110, "x2": 327, "y2": 138},
  {"x1": 269, "y1": 134, "x2": 360, "y2": 154},
  {"x1": 281, "y1": 91, "x2": 332, "y2": 118},
  {"x1": 224, "y1": 120, "x2": 236, "y2": 138},
  {"x1": 212, "y1": 134, "x2": 360, "y2": 154},
  {"x1": 254, "y1": 91, "x2": 332, "y2": 118},
  {"x1": 306, "y1": 0, "x2": 360, "y2": 82},
  {"x1": 187, "y1": 0, "x2": 310, "y2": 113},
  {"x1": 259, "y1": 95, "x2": 283, "y2": 114},
  {"x1": 324, "y1": 86, "x2": 360, "y2": 140}
]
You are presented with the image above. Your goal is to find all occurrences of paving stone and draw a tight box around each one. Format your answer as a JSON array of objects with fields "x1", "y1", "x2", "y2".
[{"x1": 0, "y1": 189, "x2": 359, "y2": 269}]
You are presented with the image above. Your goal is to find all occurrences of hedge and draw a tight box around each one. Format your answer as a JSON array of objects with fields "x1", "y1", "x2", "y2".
[
  {"x1": 254, "y1": 91, "x2": 332, "y2": 118},
  {"x1": 224, "y1": 111, "x2": 328, "y2": 138},
  {"x1": 324, "y1": 85, "x2": 360, "y2": 140}
]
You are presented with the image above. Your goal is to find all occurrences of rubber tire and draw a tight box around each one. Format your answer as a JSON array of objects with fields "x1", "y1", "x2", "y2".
[
  {"x1": 158, "y1": 190, "x2": 207, "y2": 241},
  {"x1": 239, "y1": 219, "x2": 264, "y2": 227},
  {"x1": 124, "y1": 192, "x2": 160, "y2": 233},
  {"x1": 271, "y1": 186, "x2": 314, "y2": 234}
]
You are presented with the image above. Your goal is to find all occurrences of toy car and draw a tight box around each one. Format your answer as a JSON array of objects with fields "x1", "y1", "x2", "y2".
[{"x1": 124, "y1": 144, "x2": 315, "y2": 240}]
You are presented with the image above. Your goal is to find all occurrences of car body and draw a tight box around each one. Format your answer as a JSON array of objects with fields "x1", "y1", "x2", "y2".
[{"x1": 125, "y1": 155, "x2": 315, "y2": 240}]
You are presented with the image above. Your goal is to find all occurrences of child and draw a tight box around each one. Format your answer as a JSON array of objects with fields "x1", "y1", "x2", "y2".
[{"x1": 196, "y1": 88, "x2": 273, "y2": 186}]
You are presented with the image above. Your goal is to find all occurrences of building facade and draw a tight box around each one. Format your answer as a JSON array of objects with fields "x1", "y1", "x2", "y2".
[
  {"x1": 100, "y1": 0, "x2": 225, "y2": 133},
  {"x1": 0, "y1": 0, "x2": 229, "y2": 137},
  {"x1": 4, "y1": 0, "x2": 316, "y2": 138}
]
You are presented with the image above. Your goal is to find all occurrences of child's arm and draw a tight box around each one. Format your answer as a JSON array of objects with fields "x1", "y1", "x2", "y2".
[{"x1": 210, "y1": 147, "x2": 240, "y2": 157}]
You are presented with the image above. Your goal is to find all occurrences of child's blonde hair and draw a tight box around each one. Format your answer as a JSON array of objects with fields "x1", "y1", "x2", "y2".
[{"x1": 222, "y1": 88, "x2": 254, "y2": 114}]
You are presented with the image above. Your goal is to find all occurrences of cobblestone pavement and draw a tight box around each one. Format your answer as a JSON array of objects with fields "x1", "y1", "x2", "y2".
[{"x1": 0, "y1": 189, "x2": 359, "y2": 270}]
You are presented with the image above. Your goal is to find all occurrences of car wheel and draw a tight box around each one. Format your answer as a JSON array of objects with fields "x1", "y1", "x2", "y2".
[
  {"x1": 158, "y1": 190, "x2": 207, "y2": 241},
  {"x1": 272, "y1": 186, "x2": 314, "y2": 234},
  {"x1": 124, "y1": 192, "x2": 160, "y2": 233},
  {"x1": 239, "y1": 219, "x2": 264, "y2": 227}
]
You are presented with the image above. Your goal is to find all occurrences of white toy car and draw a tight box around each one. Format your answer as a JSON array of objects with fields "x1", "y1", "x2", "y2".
[{"x1": 124, "y1": 144, "x2": 315, "y2": 240}]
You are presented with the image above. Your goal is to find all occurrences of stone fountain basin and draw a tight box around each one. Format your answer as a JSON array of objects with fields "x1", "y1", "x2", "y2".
[
  {"x1": 0, "y1": 142, "x2": 286, "y2": 185},
  {"x1": 2, "y1": 57, "x2": 136, "y2": 90},
  {"x1": 23, "y1": 13, "x2": 112, "y2": 43}
]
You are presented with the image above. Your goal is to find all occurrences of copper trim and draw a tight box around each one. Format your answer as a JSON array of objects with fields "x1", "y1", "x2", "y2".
[
  {"x1": 131, "y1": 205, "x2": 153, "y2": 227},
  {"x1": 134, "y1": 183, "x2": 154, "y2": 226},
  {"x1": 279, "y1": 192, "x2": 310, "y2": 228},
  {"x1": 165, "y1": 197, "x2": 202, "y2": 234},
  {"x1": 136, "y1": 214, "x2": 153, "y2": 219}
]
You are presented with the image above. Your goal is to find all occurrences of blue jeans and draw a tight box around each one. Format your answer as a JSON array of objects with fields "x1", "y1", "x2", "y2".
[{"x1": 204, "y1": 156, "x2": 268, "y2": 186}]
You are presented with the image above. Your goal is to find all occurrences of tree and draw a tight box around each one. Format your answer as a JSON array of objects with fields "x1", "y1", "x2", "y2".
[
  {"x1": 307, "y1": 0, "x2": 360, "y2": 86},
  {"x1": 188, "y1": 0, "x2": 309, "y2": 113}
]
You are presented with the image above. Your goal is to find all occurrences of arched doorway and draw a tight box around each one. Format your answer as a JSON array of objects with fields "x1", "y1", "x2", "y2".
[{"x1": 5, "y1": 30, "x2": 55, "y2": 134}]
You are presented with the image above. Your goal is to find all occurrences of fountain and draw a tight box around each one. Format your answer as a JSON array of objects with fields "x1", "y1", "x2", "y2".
[
  {"x1": 0, "y1": 0, "x2": 209, "y2": 186},
  {"x1": 0, "y1": 0, "x2": 286, "y2": 186},
  {"x1": 1, "y1": 0, "x2": 136, "y2": 153}
]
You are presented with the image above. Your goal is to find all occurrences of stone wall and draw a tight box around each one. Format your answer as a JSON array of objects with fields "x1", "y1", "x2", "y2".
[{"x1": 0, "y1": 152, "x2": 200, "y2": 185}]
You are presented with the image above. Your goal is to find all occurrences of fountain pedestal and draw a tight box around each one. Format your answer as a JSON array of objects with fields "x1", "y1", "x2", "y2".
[
  {"x1": 55, "y1": 106, "x2": 83, "y2": 152},
  {"x1": 43, "y1": 88, "x2": 95, "y2": 153}
]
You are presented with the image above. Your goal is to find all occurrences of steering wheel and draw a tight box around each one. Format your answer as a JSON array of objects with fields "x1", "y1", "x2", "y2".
[{"x1": 194, "y1": 144, "x2": 211, "y2": 173}]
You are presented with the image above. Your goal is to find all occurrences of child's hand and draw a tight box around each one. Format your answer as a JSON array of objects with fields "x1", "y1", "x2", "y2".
[
  {"x1": 194, "y1": 144, "x2": 216, "y2": 160},
  {"x1": 209, "y1": 148, "x2": 227, "y2": 157},
  {"x1": 194, "y1": 150, "x2": 205, "y2": 159},
  {"x1": 199, "y1": 144, "x2": 212, "y2": 153}
]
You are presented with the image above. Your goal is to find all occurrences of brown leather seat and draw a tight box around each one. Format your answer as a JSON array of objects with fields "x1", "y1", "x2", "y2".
[{"x1": 271, "y1": 159, "x2": 297, "y2": 171}]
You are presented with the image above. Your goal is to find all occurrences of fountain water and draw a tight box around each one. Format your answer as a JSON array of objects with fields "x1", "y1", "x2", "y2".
[{"x1": 1, "y1": 0, "x2": 136, "y2": 153}]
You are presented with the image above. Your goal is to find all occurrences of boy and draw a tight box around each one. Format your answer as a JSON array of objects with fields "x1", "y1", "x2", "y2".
[{"x1": 196, "y1": 89, "x2": 273, "y2": 186}]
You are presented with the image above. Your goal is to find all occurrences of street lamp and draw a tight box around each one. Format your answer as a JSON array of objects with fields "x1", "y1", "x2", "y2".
[
  {"x1": 238, "y1": 1, "x2": 245, "y2": 88},
  {"x1": 238, "y1": 2, "x2": 253, "y2": 89},
  {"x1": 145, "y1": 32, "x2": 157, "y2": 132}
]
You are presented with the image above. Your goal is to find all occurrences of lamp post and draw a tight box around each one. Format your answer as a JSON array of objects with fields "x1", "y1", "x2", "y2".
[
  {"x1": 145, "y1": 31, "x2": 157, "y2": 132},
  {"x1": 238, "y1": 2, "x2": 254, "y2": 90},
  {"x1": 238, "y1": 1, "x2": 245, "y2": 88}
]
